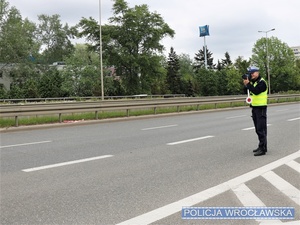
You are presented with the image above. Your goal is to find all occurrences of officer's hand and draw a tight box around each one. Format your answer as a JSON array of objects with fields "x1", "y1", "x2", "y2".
[{"x1": 243, "y1": 78, "x2": 250, "y2": 86}]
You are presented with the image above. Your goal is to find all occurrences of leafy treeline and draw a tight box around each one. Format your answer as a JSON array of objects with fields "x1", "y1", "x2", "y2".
[{"x1": 0, "y1": 0, "x2": 299, "y2": 99}]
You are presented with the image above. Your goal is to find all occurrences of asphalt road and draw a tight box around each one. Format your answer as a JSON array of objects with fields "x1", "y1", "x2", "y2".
[{"x1": 1, "y1": 103, "x2": 299, "y2": 225}]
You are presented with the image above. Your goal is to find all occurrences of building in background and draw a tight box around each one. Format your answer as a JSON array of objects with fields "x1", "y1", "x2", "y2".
[
  {"x1": 0, "y1": 64, "x2": 14, "y2": 91},
  {"x1": 291, "y1": 46, "x2": 300, "y2": 59}
]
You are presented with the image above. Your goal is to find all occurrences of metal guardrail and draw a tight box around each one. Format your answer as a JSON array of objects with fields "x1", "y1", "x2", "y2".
[
  {"x1": 0, "y1": 94, "x2": 185, "y2": 103},
  {"x1": 0, "y1": 94, "x2": 299, "y2": 127}
]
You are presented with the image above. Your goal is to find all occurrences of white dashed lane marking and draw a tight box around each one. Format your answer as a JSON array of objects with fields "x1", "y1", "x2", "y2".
[
  {"x1": 226, "y1": 115, "x2": 247, "y2": 119},
  {"x1": 287, "y1": 117, "x2": 300, "y2": 122},
  {"x1": 0, "y1": 141, "x2": 52, "y2": 149},
  {"x1": 167, "y1": 136, "x2": 214, "y2": 146},
  {"x1": 242, "y1": 124, "x2": 271, "y2": 131},
  {"x1": 141, "y1": 124, "x2": 178, "y2": 131},
  {"x1": 22, "y1": 155, "x2": 114, "y2": 172}
]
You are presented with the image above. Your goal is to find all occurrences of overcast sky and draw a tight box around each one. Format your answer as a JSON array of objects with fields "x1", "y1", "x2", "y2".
[{"x1": 8, "y1": 0, "x2": 300, "y2": 63}]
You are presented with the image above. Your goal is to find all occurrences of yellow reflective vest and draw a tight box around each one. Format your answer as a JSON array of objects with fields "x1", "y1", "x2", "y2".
[{"x1": 251, "y1": 78, "x2": 268, "y2": 106}]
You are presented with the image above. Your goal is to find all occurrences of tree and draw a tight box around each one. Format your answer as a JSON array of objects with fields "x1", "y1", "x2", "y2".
[
  {"x1": 36, "y1": 14, "x2": 74, "y2": 64},
  {"x1": 215, "y1": 69, "x2": 227, "y2": 95},
  {"x1": 178, "y1": 54, "x2": 194, "y2": 78},
  {"x1": 166, "y1": 47, "x2": 181, "y2": 94},
  {"x1": 216, "y1": 52, "x2": 233, "y2": 71},
  {"x1": 178, "y1": 54, "x2": 196, "y2": 96},
  {"x1": 195, "y1": 68, "x2": 218, "y2": 96},
  {"x1": 216, "y1": 60, "x2": 223, "y2": 71},
  {"x1": 221, "y1": 52, "x2": 233, "y2": 68},
  {"x1": 224, "y1": 67, "x2": 243, "y2": 95},
  {"x1": 38, "y1": 69, "x2": 63, "y2": 98},
  {"x1": 252, "y1": 37, "x2": 298, "y2": 93},
  {"x1": 194, "y1": 47, "x2": 215, "y2": 71},
  {"x1": 0, "y1": 0, "x2": 38, "y2": 66},
  {"x1": 294, "y1": 59, "x2": 300, "y2": 91},
  {"x1": 77, "y1": 0, "x2": 175, "y2": 95},
  {"x1": 0, "y1": 1, "x2": 42, "y2": 98},
  {"x1": 234, "y1": 56, "x2": 250, "y2": 75},
  {"x1": 61, "y1": 44, "x2": 103, "y2": 96}
]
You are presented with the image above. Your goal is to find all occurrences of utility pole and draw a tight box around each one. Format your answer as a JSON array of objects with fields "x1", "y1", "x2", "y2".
[{"x1": 99, "y1": 0, "x2": 104, "y2": 100}]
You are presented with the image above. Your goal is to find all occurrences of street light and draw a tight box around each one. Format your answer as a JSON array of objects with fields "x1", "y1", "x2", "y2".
[
  {"x1": 258, "y1": 28, "x2": 275, "y2": 95},
  {"x1": 99, "y1": 0, "x2": 104, "y2": 100}
]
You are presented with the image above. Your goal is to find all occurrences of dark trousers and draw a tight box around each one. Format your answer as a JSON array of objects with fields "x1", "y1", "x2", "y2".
[{"x1": 252, "y1": 107, "x2": 267, "y2": 150}]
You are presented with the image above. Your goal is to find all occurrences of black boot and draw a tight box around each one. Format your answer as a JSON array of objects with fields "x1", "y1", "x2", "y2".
[
  {"x1": 254, "y1": 148, "x2": 266, "y2": 156},
  {"x1": 253, "y1": 147, "x2": 267, "y2": 153},
  {"x1": 253, "y1": 147, "x2": 260, "y2": 152}
]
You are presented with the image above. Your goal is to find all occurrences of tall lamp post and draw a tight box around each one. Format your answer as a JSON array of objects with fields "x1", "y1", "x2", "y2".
[
  {"x1": 258, "y1": 28, "x2": 275, "y2": 95},
  {"x1": 99, "y1": 0, "x2": 104, "y2": 100}
]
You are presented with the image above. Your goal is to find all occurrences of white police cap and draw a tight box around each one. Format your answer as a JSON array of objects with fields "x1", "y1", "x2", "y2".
[{"x1": 248, "y1": 66, "x2": 259, "y2": 73}]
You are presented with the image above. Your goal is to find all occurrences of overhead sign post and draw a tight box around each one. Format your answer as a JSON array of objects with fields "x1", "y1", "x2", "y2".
[{"x1": 199, "y1": 25, "x2": 210, "y2": 69}]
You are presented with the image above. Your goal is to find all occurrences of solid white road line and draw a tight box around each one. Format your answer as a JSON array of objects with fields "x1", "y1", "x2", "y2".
[
  {"x1": 116, "y1": 150, "x2": 300, "y2": 225},
  {"x1": 22, "y1": 155, "x2": 114, "y2": 172},
  {"x1": 286, "y1": 160, "x2": 300, "y2": 173},
  {"x1": 262, "y1": 171, "x2": 300, "y2": 206},
  {"x1": 0, "y1": 141, "x2": 52, "y2": 149},
  {"x1": 287, "y1": 117, "x2": 300, "y2": 122},
  {"x1": 166, "y1": 136, "x2": 214, "y2": 146},
  {"x1": 141, "y1": 124, "x2": 178, "y2": 131},
  {"x1": 116, "y1": 182, "x2": 230, "y2": 225}
]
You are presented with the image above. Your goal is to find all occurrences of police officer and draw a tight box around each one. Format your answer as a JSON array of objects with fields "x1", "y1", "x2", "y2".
[{"x1": 243, "y1": 66, "x2": 268, "y2": 156}]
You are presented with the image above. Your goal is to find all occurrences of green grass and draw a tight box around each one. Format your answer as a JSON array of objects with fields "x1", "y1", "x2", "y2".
[{"x1": 0, "y1": 98, "x2": 299, "y2": 128}]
